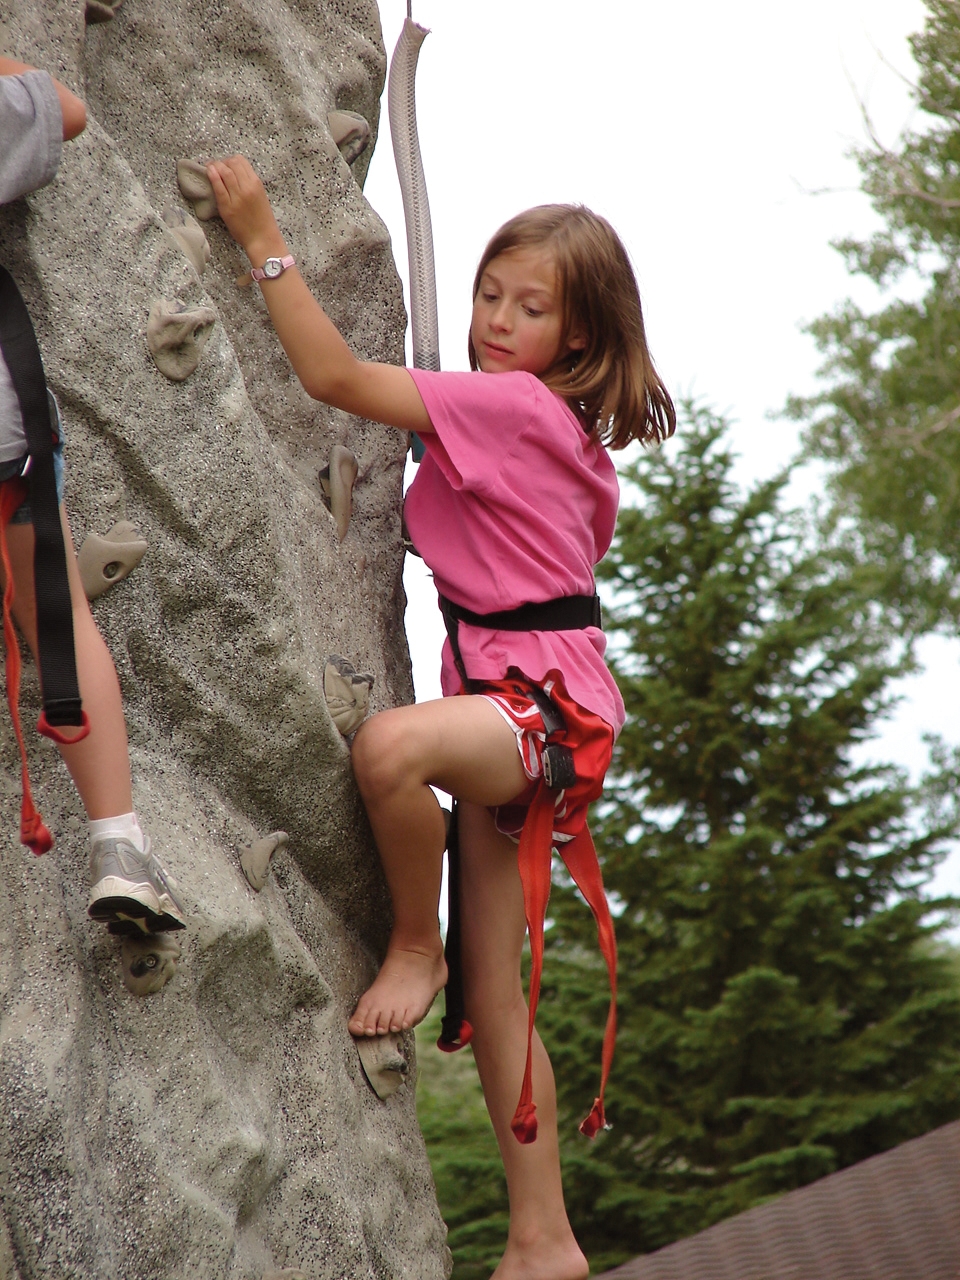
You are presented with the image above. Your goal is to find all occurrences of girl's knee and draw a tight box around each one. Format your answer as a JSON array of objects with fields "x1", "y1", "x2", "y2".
[{"x1": 351, "y1": 710, "x2": 423, "y2": 800}]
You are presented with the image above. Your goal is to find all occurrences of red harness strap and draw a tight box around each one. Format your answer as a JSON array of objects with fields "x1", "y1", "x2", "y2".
[
  {"x1": 437, "y1": 669, "x2": 618, "y2": 1143},
  {"x1": 512, "y1": 781, "x2": 618, "y2": 1143},
  {"x1": 0, "y1": 478, "x2": 53, "y2": 854}
]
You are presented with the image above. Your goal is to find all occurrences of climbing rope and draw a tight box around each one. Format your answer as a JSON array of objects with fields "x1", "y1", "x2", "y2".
[{"x1": 388, "y1": 9, "x2": 440, "y2": 382}]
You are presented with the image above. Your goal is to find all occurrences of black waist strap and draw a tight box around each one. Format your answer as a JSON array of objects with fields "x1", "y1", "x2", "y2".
[
  {"x1": 439, "y1": 593, "x2": 601, "y2": 633},
  {"x1": 439, "y1": 592, "x2": 602, "y2": 692}
]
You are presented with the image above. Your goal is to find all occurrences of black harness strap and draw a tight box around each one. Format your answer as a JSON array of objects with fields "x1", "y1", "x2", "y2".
[
  {"x1": 439, "y1": 591, "x2": 601, "y2": 694},
  {"x1": 436, "y1": 591, "x2": 601, "y2": 1051},
  {"x1": 438, "y1": 801, "x2": 471, "y2": 1051},
  {"x1": 441, "y1": 592, "x2": 601, "y2": 634},
  {"x1": 0, "y1": 267, "x2": 83, "y2": 729}
]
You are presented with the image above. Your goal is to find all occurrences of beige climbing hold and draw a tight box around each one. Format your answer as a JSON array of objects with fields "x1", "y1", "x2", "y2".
[
  {"x1": 121, "y1": 932, "x2": 180, "y2": 997},
  {"x1": 327, "y1": 110, "x2": 372, "y2": 166},
  {"x1": 240, "y1": 831, "x2": 289, "y2": 892},
  {"x1": 161, "y1": 205, "x2": 211, "y2": 277},
  {"x1": 77, "y1": 521, "x2": 148, "y2": 601},
  {"x1": 318, "y1": 444, "x2": 358, "y2": 542},
  {"x1": 85, "y1": 0, "x2": 122, "y2": 22},
  {"x1": 262, "y1": 1271, "x2": 310, "y2": 1280},
  {"x1": 176, "y1": 159, "x2": 218, "y2": 221},
  {"x1": 147, "y1": 299, "x2": 217, "y2": 381},
  {"x1": 324, "y1": 655, "x2": 373, "y2": 737},
  {"x1": 355, "y1": 1032, "x2": 408, "y2": 1100}
]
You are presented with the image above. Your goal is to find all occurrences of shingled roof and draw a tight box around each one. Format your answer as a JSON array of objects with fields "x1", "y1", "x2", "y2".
[{"x1": 594, "y1": 1120, "x2": 960, "y2": 1280}]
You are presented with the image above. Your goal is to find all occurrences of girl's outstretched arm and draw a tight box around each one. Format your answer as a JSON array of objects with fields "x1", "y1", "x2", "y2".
[{"x1": 206, "y1": 155, "x2": 432, "y2": 435}]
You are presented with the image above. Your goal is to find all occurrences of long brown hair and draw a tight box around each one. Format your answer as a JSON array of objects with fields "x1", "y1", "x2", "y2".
[{"x1": 468, "y1": 205, "x2": 675, "y2": 449}]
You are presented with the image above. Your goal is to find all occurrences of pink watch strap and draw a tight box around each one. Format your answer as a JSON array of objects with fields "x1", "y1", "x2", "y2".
[{"x1": 249, "y1": 254, "x2": 296, "y2": 283}]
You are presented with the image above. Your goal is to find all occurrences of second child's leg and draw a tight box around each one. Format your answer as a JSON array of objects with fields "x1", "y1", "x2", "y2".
[
  {"x1": 4, "y1": 506, "x2": 185, "y2": 931},
  {"x1": 458, "y1": 800, "x2": 589, "y2": 1280},
  {"x1": 349, "y1": 695, "x2": 527, "y2": 1037},
  {"x1": 5, "y1": 509, "x2": 132, "y2": 815}
]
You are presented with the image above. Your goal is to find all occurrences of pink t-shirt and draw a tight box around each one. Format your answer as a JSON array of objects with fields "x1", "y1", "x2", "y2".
[{"x1": 404, "y1": 368, "x2": 625, "y2": 734}]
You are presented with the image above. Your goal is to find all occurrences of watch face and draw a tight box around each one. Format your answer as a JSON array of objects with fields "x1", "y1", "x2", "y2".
[{"x1": 263, "y1": 257, "x2": 283, "y2": 278}]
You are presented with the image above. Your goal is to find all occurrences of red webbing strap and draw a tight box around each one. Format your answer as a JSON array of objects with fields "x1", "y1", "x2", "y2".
[
  {"x1": 511, "y1": 782, "x2": 561, "y2": 1144},
  {"x1": 511, "y1": 783, "x2": 619, "y2": 1144},
  {"x1": 559, "y1": 825, "x2": 618, "y2": 1137},
  {"x1": 0, "y1": 479, "x2": 53, "y2": 855}
]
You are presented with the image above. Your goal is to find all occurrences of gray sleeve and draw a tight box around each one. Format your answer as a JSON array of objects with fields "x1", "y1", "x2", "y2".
[{"x1": 0, "y1": 69, "x2": 62, "y2": 205}]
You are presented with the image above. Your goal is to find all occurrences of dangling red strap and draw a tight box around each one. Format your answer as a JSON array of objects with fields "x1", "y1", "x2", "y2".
[
  {"x1": 37, "y1": 708, "x2": 89, "y2": 744},
  {"x1": 560, "y1": 826, "x2": 618, "y2": 1137},
  {"x1": 511, "y1": 783, "x2": 559, "y2": 1144},
  {"x1": 437, "y1": 1020, "x2": 473, "y2": 1053},
  {"x1": 0, "y1": 479, "x2": 53, "y2": 855}
]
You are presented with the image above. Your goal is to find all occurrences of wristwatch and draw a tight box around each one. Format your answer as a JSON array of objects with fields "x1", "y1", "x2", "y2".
[
  {"x1": 250, "y1": 254, "x2": 296, "y2": 282},
  {"x1": 237, "y1": 254, "x2": 296, "y2": 287}
]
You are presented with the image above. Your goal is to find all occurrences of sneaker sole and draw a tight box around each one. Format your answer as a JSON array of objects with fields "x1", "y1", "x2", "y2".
[{"x1": 88, "y1": 876, "x2": 186, "y2": 932}]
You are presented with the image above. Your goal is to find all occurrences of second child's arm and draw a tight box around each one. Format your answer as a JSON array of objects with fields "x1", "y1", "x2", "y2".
[
  {"x1": 207, "y1": 155, "x2": 433, "y2": 436},
  {"x1": 0, "y1": 56, "x2": 86, "y2": 140}
]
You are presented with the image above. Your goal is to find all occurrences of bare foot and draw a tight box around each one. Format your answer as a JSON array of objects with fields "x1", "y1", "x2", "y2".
[
  {"x1": 348, "y1": 945, "x2": 448, "y2": 1037},
  {"x1": 490, "y1": 1238, "x2": 589, "y2": 1280}
]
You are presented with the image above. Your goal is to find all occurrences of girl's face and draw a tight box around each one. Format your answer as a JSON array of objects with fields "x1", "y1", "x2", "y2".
[{"x1": 471, "y1": 247, "x2": 585, "y2": 376}]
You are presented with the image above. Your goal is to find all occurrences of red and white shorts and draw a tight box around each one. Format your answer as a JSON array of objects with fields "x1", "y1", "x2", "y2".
[{"x1": 471, "y1": 669, "x2": 614, "y2": 844}]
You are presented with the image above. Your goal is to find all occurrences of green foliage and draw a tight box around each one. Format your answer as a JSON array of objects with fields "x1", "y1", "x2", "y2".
[
  {"x1": 533, "y1": 405, "x2": 960, "y2": 1271},
  {"x1": 787, "y1": 0, "x2": 960, "y2": 622}
]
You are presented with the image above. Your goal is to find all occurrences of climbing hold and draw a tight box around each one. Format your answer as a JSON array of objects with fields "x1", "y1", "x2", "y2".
[
  {"x1": 324, "y1": 655, "x2": 373, "y2": 737},
  {"x1": 85, "y1": 0, "x2": 122, "y2": 21},
  {"x1": 120, "y1": 932, "x2": 180, "y2": 997},
  {"x1": 147, "y1": 299, "x2": 217, "y2": 381},
  {"x1": 77, "y1": 521, "x2": 148, "y2": 601},
  {"x1": 262, "y1": 1271, "x2": 310, "y2": 1280},
  {"x1": 240, "y1": 830, "x2": 289, "y2": 892},
  {"x1": 327, "y1": 111, "x2": 372, "y2": 167},
  {"x1": 355, "y1": 1031, "x2": 408, "y2": 1100},
  {"x1": 175, "y1": 159, "x2": 218, "y2": 221},
  {"x1": 161, "y1": 205, "x2": 211, "y2": 277},
  {"x1": 318, "y1": 444, "x2": 358, "y2": 542}
]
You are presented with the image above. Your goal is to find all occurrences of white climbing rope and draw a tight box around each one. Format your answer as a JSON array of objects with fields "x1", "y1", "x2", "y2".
[{"x1": 388, "y1": 13, "x2": 440, "y2": 375}]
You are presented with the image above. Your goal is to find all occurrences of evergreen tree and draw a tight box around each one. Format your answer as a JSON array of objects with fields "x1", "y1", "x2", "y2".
[
  {"x1": 788, "y1": 0, "x2": 960, "y2": 621},
  {"x1": 533, "y1": 405, "x2": 960, "y2": 1272}
]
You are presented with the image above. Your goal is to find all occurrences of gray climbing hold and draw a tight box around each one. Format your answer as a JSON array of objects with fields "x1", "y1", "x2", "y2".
[
  {"x1": 121, "y1": 932, "x2": 180, "y2": 997},
  {"x1": 85, "y1": 0, "x2": 122, "y2": 22},
  {"x1": 355, "y1": 1032, "x2": 408, "y2": 1100},
  {"x1": 147, "y1": 299, "x2": 217, "y2": 381},
  {"x1": 240, "y1": 831, "x2": 289, "y2": 892},
  {"x1": 327, "y1": 110, "x2": 372, "y2": 167},
  {"x1": 176, "y1": 158, "x2": 218, "y2": 221},
  {"x1": 324, "y1": 655, "x2": 373, "y2": 737},
  {"x1": 318, "y1": 444, "x2": 359, "y2": 542},
  {"x1": 161, "y1": 205, "x2": 211, "y2": 277},
  {"x1": 77, "y1": 520, "x2": 148, "y2": 601}
]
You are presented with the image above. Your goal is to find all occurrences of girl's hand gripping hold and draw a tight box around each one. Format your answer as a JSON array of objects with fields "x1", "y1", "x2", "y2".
[{"x1": 206, "y1": 155, "x2": 287, "y2": 267}]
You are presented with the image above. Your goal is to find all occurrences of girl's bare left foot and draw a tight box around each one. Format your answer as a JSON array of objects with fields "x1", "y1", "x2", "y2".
[
  {"x1": 348, "y1": 945, "x2": 448, "y2": 1037},
  {"x1": 490, "y1": 1239, "x2": 589, "y2": 1280}
]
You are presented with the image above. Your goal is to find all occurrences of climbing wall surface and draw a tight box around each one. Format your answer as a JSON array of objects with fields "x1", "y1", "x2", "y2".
[{"x1": 0, "y1": 2, "x2": 451, "y2": 1278}]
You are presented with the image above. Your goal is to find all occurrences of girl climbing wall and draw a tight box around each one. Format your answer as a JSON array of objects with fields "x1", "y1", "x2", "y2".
[{"x1": 207, "y1": 152, "x2": 674, "y2": 1280}]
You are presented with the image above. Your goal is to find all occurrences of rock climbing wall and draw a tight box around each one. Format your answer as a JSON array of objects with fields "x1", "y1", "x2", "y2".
[{"x1": 0, "y1": 2, "x2": 452, "y2": 1278}]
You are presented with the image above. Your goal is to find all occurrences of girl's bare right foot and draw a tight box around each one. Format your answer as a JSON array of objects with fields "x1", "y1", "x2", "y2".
[{"x1": 348, "y1": 944, "x2": 447, "y2": 1037}]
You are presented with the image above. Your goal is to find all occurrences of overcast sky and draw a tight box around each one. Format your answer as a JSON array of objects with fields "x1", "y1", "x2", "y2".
[{"x1": 363, "y1": 0, "x2": 960, "y2": 907}]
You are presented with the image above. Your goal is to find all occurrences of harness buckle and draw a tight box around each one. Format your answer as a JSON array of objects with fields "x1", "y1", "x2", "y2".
[{"x1": 542, "y1": 742, "x2": 576, "y2": 791}]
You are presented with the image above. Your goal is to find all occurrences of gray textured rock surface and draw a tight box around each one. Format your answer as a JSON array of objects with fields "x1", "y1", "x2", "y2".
[{"x1": 0, "y1": 2, "x2": 450, "y2": 1277}]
